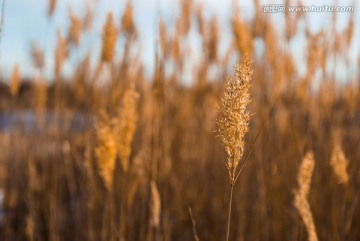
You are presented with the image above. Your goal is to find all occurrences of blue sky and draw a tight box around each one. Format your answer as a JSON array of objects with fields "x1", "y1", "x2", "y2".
[{"x1": 0, "y1": 0, "x2": 358, "y2": 82}]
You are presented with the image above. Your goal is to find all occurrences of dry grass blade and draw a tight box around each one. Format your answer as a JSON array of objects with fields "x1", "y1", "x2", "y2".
[
  {"x1": 150, "y1": 181, "x2": 161, "y2": 228},
  {"x1": 188, "y1": 206, "x2": 200, "y2": 241},
  {"x1": 234, "y1": 96, "x2": 279, "y2": 184}
]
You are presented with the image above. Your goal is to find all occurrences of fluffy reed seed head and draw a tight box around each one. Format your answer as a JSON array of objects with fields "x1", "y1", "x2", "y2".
[
  {"x1": 68, "y1": 10, "x2": 82, "y2": 47},
  {"x1": 294, "y1": 151, "x2": 318, "y2": 241},
  {"x1": 31, "y1": 43, "x2": 45, "y2": 71},
  {"x1": 196, "y1": 5, "x2": 204, "y2": 37},
  {"x1": 95, "y1": 114, "x2": 117, "y2": 191},
  {"x1": 216, "y1": 59, "x2": 252, "y2": 184},
  {"x1": 296, "y1": 151, "x2": 315, "y2": 199},
  {"x1": 172, "y1": 32, "x2": 181, "y2": 64},
  {"x1": 54, "y1": 31, "x2": 68, "y2": 77},
  {"x1": 48, "y1": 0, "x2": 57, "y2": 18},
  {"x1": 345, "y1": 12, "x2": 354, "y2": 47},
  {"x1": 158, "y1": 19, "x2": 167, "y2": 56},
  {"x1": 120, "y1": 1, "x2": 137, "y2": 37},
  {"x1": 150, "y1": 181, "x2": 161, "y2": 228},
  {"x1": 101, "y1": 12, "x2": 118, "y2": 63},
  {"x1": 178, "y1": 0, "x2": 192, "y2": 36},
  {"x1": 206, "y1": 16, "x2": 219, "y2": 63},
  {"x1": 252, "y1": 0, "x2": 264, "y2": 37},
  {"x1": 82, "y1": 6, "x2": 93, "y2": 31},
  {"x1": 10, "y1": 64, "x2": 21, "y2": 97},
  {"x1": 232, "y1": 16, "x2": 253, "y2": 57},
  {"x1": 264, "y1": 22, "x2": 277, "y2": 68},
  {"x1": 330, "y1": 145, "x2": 349, "y2": 185},
  {"x1": 115, "y1": 84, "x2": 139, "y2": 173}
]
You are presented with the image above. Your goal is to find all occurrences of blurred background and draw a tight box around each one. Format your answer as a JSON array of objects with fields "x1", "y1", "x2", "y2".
[{"x1": 0, "y1": 0, "x2": 359, "y2": 240}]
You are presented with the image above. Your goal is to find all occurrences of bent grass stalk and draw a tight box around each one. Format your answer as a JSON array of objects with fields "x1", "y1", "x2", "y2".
[{"x1": 294, "y1": 151, "x2": 318, "y2": 241}]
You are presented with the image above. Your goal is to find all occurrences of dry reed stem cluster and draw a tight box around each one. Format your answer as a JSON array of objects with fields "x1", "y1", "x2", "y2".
[
  {"x1": 294, "y1": 151, "x2": 318, "y2": 241},
  {"x1": 330, "y1": 145, "x2": 349, "y2": 185},
  {"x1": 217, "y1": 59, "x2": 252, "y2": 185},
  {"x1": 1, "y1": 1, "x2": 359, "y2": 240}
]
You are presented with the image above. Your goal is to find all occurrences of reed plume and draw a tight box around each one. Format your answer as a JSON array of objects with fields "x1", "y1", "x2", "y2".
[
  {"x1": 120, "y1": 1, "x2": 136, "y2": 37},
  {"x1": 252, "y1": 0, "x2": 264, "y2": 37},
  {"x1": 330, "y1": 144, "x2": 349, "y2": 185},
  {"x1": 178, "y1": 0, "x2": 192, "y2": 36},
  {"x1": 232, "y1": 15, "x2": 253, "y2": 57},
  {"x1": 30, "y1": 43, "x2": 45, "y2": 71},
  {"x1": 95, "y1": 113, "x2": 117, "y2": 191},
  {"x1": 158, "y1": 19, "x2": 167, "y2": 57},
  {"x1": 82, "y1": 6, "x2": 93, "y2": 31},
  {"x1": 54, "y1": 31, "x2": 68, "y2": 77},
  {"x1": 264, "y1": 21, "x2": 277, "y2": 70},
  {"x1": 10, "y1": 64, "x2": 21, "y2": 97},
  {"x1": 115, "y1": 84, "x2": 139, "y2": 173},
  {"x1": 206, "y1": 16, "x2": 219, "y2": 63},
  {"x1": 101, "y1": 12, "x2": 117, "y2": 63},
  {"x1": 344, "y1": 11, "x2": 354, "y2": 47},
  {"x1": 48, "y1": 0, "x2": 56, "y2": 18},
  {"x1": 195, "y1": 5, "x2": 204, "y2": 37},
  {"x1": 68, "y1": 10, "x2": 82, "y2": 47},
  {"x1": 216, "y1": 59, "x2": 252, "y2": 241},
  {"x1": 216, "y1": 59, "x2": 252, "y2": 185},
  {"x1": 294, "y1": 151, "x2": 318, "y2": 241}
]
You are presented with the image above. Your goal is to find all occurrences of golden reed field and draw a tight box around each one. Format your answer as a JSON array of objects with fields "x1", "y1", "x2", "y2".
[{"x1": 0, "y1": 0, "x2": 359, "y2": 240}]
